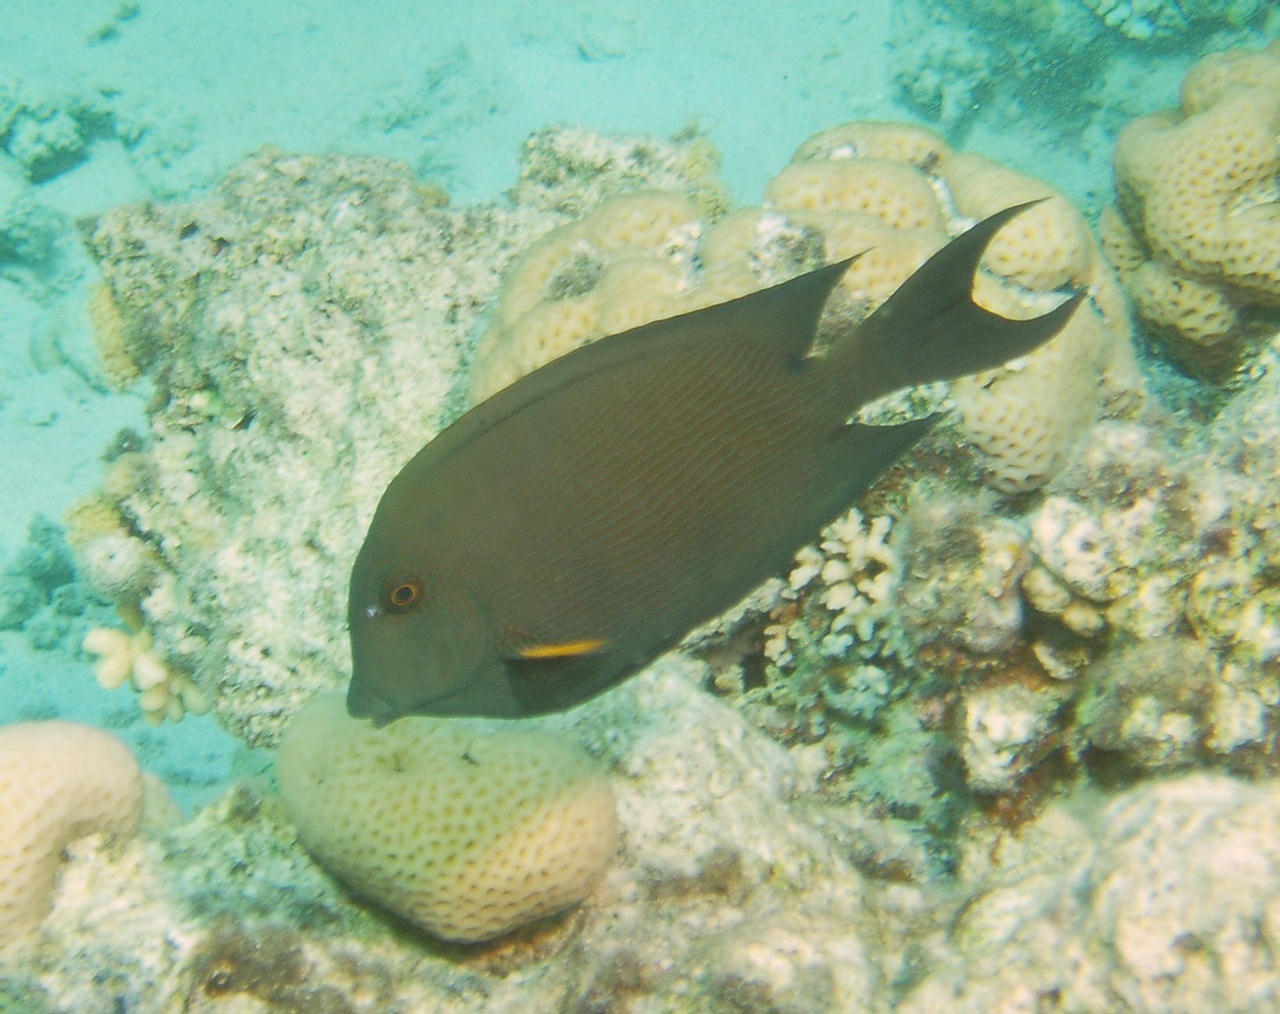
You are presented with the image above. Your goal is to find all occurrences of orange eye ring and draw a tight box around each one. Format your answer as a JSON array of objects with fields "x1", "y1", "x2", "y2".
[{"x1": 385, "y1": 577, "x2": 424, "y2": 612}]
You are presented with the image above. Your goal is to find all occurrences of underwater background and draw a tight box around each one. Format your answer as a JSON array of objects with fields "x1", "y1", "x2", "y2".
[{"x1": 2, "y1": 0, "x2": 1280, "y2": 1010}]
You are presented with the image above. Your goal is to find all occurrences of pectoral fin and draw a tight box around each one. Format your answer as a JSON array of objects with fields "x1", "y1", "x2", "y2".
[{"x1": 504, "y1": 638, "x2": 625, "y2": 715}]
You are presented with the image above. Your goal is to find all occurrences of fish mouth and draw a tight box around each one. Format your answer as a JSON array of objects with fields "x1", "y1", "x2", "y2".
[
  {"x1": 346, "y1": 660, "x2": 518, "y2": 723},
  {"x1": 345, "y1": 683, "x2": 399, "y2": 726}
]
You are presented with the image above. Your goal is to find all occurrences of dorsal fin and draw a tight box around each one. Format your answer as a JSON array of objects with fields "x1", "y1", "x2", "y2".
[{"x1": 394, "y1": 259, "x2": 854, "y2": 480}]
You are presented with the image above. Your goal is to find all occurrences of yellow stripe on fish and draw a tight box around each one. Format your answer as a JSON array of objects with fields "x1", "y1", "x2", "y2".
[{"x1": 515, "y1": 639, "x2": 609, "y2": 660}]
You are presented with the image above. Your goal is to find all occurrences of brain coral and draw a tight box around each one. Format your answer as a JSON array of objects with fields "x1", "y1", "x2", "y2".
[
  {"x1": 276, "y1": 695, "x2": 618, "y2": 943},
  {"x1": 468, "y1": 190, "x2": 700, "y2": 402},
  {"x1": 1105, "y1": 40, "x2": 1280, "y2": 376},
  {"x1": 0, "y1": 721, "x2": 142, "y2": 948}
]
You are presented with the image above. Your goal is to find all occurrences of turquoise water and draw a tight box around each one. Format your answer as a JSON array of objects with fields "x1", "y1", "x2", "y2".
[{"x1": 1, "y1": 1, "x2": 1278, "y2": 1010}]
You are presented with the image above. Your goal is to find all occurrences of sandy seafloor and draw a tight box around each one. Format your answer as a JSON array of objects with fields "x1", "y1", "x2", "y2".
[{"x1": 2, "y1": 0, "x2": 1280, "y2": 1005}]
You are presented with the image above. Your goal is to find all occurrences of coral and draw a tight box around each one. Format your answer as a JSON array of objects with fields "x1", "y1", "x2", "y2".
[
  {"x1": 85, "y1": 283, "x2": 140, "y2": 389},
  {"x1": 77, "y1": 151, "x2": 512, "y2": 745},
  {"x1": 1106, "y1": 40, "x2": 1280, "y2": 376},
  {"x1": 715, "y1": 507, "x2": 905, "y2": 746},
  {"x1": 940, "y1": 153, "x2": 1093, "y2": 291},
  {"x1": 14, "y1": 662, "x2": 899, "y2": 1011},
  {"x1": 790, "y1": 120, "x2": 953, "y2": 169},
  {"x1": 1074, "y1": 636, "x2": 1215, "y2": 770},
  {"x1": 0, "y1": 978, "x2": 50, "y2": 1014},
  {"x1": 1008, "y1": 352, "x2": 1280, "y2": 776},
  {"x1": 864, "y1": 324, "x2": 1280, "y2": 799},
  {"x1": 82, "y1": 626, "x2": 209, "y2": 725},
  {"x1": 5, "y1": 107, "x2": 85, "y2": 183},
  {"x1": 595, "y1": 252, "x2": 687, "y2": 334},
  {"x1": 1081, "y1": 0, "x2": 1270, "y2": 41},
  {"x1": 897, "y1": 497, "x2": 1031, "y2": 659},
  {"x1": 478, "y1": 120, "x2": 1135, "y2": 495},
  {"x1": 961, "y1": 679, "x2": 1068, "y2": 793},
  {"x1": 770, "y1": 132, "x2": 1135, "y2": 496},
  {"x1": 65, "y1": 484, "x2": 161, "y2": 607},
  {"x1": 0, "y1": 189, "x2": 66, "y2": 290},
  {"x1": 187, "y1": 922, "x2": 355, "y2": 1013},
  {"x1": 764, "y1": 159, "x2": 947, "y2": 231},
  {"x1": 887, "y1": 0, "x2": 1114, "y2": 145},
  {"x1": 276, "y1": 694, "x2": 619, "y2": 942},
  {"x1": 62, "y1": 493, "x2": 126, "y2": 549},
  {"x1": 75, "y1": 134, "x2": 740, "y2": 747},
  {"x1": 510, "y1": 125, "x2": 730, "y2": 220},
  {"x1": 468, "y1": 190, "x2": 700, "y2": 402},
  {"x1": 12, "y1": 659, "x2": 1280, "y2": 1011},
  {"x1": 70, "y1": 122, "x2": 1151, "y2": 769},
  {"x1": 7, "y1": 517, "x2": 75, "y2": 592},
  {"x1": 0, "y1": 721, "x2": 142, "y2": 949},
  {"x1": 73, "y1": 532, "x2": 157, "y2": 603},
  {"x1": 898, "y1": 774, "x2": 1280, "y2": 1013},
  {"x1": 935, "y1": 153, "x2": 1141, "y2": 493},
  {"x1": 0, "y1": 576, "x2": 40, "y2": 632},
  {"x1": 584, "y1": 189, "x2": 700, "y2": 252}
]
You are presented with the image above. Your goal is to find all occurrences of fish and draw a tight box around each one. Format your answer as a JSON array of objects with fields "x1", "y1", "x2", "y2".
[{"x1": 346, "y1": 202, "x2": 1081, "y2": 723}]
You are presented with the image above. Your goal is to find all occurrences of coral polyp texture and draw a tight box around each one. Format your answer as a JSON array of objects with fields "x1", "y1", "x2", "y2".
[
  {"x1": 0, "y1": 721, "x2": 142, "y2": 949},
  {"x1": 1104, "y1": 39, "x2": 1280, "y2": 376},
  {"x1": 896, "y1": 774, "x2": 1280, "y2": 1013},
  {"x1": 276, "y1": 695, "x2": 618, "y2": 942}
]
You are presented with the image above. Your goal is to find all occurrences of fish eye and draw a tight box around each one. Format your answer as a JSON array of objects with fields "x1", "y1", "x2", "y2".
[{"x1": 384, "y1": 576, "x2": 425, "y2": 613}]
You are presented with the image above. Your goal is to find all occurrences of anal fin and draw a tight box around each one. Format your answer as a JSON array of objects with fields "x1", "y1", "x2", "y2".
[{"x1": 831, "y1": 415, "x2": 940, "y2": 499}]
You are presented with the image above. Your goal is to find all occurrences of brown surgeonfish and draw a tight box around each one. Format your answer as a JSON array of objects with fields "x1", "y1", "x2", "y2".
[{"x1": 347, "y1": 202, "x2": 1082, "y2": 723}]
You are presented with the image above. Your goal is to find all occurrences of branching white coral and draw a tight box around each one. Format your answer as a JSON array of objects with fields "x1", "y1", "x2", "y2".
[
  {"x1": 82, "y1": 627, "x2": 210, "y2": 725},
  {"x1": 764, "y1": 507, "x2": 899, "y2": 668}
]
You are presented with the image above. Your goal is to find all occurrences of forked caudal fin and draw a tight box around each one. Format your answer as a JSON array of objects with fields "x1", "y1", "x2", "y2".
[{"x1": 823, "y1": 200, "x2": 1085, "y2": 404}]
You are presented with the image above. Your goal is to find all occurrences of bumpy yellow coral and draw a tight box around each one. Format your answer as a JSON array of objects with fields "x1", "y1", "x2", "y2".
[
  {"x1": 277, "y1": 695, "x2": 618, "y2": 943},
  {"x1": 471, "y1": 121, "x2": 1137, "y2": 492},
  {"x1": 776, "y1": 125, "x2": 1136, "y2": 493},
  {"x1": 791, "y1": 121, "x2": 953, "y2": 170},
  {"x1": 0, "y1": 721, "x2": 142, "y2": 949},
  {"x1": 87, "y1": 283, "x2": 140, "y2": 389},
  {"x1": 787, "y1": 211, "x2": 945, "y2": 307},
  {"x1": 1107, "y1": 40, "x2": 1280, "y2": 375},
  {"x1": 952, "y1": 285, "x2": 1118, "y2": 492},
  {"x1": 467, "y1": 191, "x2": 702, "y2": 403},
  {"x1": 63, "y1": 493, "x2": 126, "y2": 550},
  {"x1": 596, "y1": 254, "x2": 686, "y2": 334},
  {"x1": 583, "y1": 190, "x2": 699, "y2": 252},
  {"x1": 765, "y1": 159, "x2": 947, "y2": 232},
  {"x1": 941, "y1": 153, "x2": 1094, "y2": 293}
]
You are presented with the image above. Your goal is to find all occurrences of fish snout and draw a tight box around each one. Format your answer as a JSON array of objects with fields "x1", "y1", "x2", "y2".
[{"x1": 345, "y1": 681, "x2": 399, "y2": 726}]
